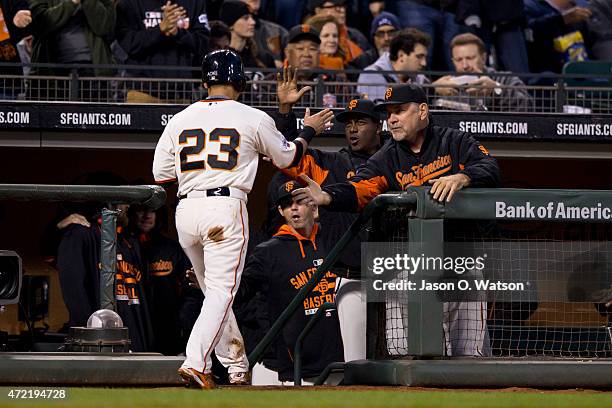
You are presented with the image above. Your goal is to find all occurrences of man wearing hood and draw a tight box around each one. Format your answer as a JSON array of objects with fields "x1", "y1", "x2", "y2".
[{"x1": 239, "y1": 181, "x2": 344, "y2": 385}]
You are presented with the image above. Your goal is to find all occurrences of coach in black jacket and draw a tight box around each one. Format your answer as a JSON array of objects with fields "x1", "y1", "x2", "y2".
[
  {"x1": 294, "y1": 83, "x2": 500, "y2": 211},
  {"x1": 240, "y1": 181, "x2": 344, "y2": 383}
]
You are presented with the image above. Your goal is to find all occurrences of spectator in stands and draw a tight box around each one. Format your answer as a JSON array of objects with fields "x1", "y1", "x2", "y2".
[
  {"x1": 115, "y1": 0, "x2": 209, "y2": 102},
  {"x1": 307, "y1": 0, "x2": 369, "y2": 62},
  {"x1": 304, "y1": 15, "x2": 346, "y2": 70},
  {"x1": 284, "y1": 24, "x2": 320, "y2": 79},
  {"x1": 28, "y1": 0, "x2": 114, "y2": 74},
  {"x1": 357, "y1": 28, "x2": 430, "y2": 102},
  {"x1": 209, "y1": 20, "x2": 231, "y2": 51},
  {"x1": 455, "y1": 0, "x2": 530, "y2": 73},
  {"x1": 394, "y1": 0, "x2": 467, "y2": 71},
  {"x1": 431, "y1": 33, "x2": 533, "y2": 111},
  {"x1": 128, "y1": 203, "x2": 203, "y2": 356},
  {"x1": 238, "y1": 181, "x2": 344, "y2": 385},
  {"x1": 350, "y1": 11, "x2": 400, "y2": 69},
  {"x1": 241, "y1": 0, "x2": 288, "y2": 68},
  {"x1": 524, "y1": 0, "x2": 592, "y2": 73},
  {"x1": 0, "y1": 0, "x2": 31, "y2": 96},
  {"x1": 219, "y1": 0, "x2": 275, "y2": 68}
]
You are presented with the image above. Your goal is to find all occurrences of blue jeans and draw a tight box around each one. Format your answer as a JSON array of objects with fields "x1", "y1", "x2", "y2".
[{"x1": 396, "y1": 0, "x2": 466, "y2": 71}]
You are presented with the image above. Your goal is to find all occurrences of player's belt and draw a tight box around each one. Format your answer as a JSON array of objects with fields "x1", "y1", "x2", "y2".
[{"x1": 178, "y1": 187, "x2": 247, "y2": 201}]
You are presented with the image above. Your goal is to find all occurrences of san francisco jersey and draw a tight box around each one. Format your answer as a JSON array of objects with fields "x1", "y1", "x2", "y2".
[{"x1": 153, "y1": 99, "x2": 298, "y2": 195}]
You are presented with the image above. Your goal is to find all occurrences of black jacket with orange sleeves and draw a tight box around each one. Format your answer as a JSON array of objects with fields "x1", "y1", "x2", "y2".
[
  {"x1": 239, "y1": 224, "x2": 344, "y2": 382},
  {"x1": 323, "y1": 123, "x2": 501, "y2": 212}
]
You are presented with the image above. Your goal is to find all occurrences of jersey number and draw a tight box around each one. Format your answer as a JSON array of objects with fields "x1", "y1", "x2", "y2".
[{"x1": 179, "y1": 128, "x2": 240, "y2": 172}]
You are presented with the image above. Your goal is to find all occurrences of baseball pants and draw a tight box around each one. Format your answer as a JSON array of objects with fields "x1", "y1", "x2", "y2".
[
  {"x1": 335, "y1": 278, "x2": 367, "y2": 361},
  {"x1": 176, "y1": 196, "x2": 250, "y2": 374}
]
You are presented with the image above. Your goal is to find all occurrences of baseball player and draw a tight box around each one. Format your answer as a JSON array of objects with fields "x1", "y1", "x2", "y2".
[
  {"x1": 293, "y1": 84, "x2": 500, "y2": 357},
  {"x1": 152, "y1": 49, "x2": 334, "y2": 389}
]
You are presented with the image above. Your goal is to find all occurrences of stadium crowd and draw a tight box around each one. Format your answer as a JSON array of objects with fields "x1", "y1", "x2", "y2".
[{"x1": 0, "y1": 0, "x2": 610, "y2": 105}]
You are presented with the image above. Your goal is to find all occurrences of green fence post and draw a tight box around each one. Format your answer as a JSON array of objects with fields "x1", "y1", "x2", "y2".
[{"x1": 100, "y1": 208, "x2": 118, "y2": 311}]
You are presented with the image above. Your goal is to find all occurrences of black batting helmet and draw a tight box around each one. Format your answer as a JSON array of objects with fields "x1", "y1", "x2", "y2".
[{"x1": 201, "y1": 49, "x2": 247, "y2": 93}]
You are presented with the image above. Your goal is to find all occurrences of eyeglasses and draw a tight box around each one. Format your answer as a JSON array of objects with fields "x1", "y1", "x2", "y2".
[{"x1": 374, "y1": 29, "x2": 398, "y2": 39}]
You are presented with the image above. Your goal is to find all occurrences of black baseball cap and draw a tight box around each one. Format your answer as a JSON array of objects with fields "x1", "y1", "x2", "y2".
[
  {"x1": 276, "y1": 180, "x2": 301, "y2": 206},
  {"x1": 374, "y1": 84, "x2": 428, "y2": 111},
  {"x1": 335, "y1": 99, "x2": 381, "y2": 123},
  {"x1": 287, "y1": 24, "x2": 321, "y2": 45}
]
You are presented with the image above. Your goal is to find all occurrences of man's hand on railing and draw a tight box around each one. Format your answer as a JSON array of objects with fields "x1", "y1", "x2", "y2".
[
  {"x1": 277, "y1": 66, "x2": 312, "y2": 113},
  {"x1": 303, "y1": 107, "x2": 335, "y2": 135},
  {"x1": 432, "y1": 75, "x2": 459, "y2": 97},
  {"x1": 13, "y1": 10, "x2": 32, "y2": 28},
  {"x1": 428, "y1": 173, "x2": 471, "y2": 203}
]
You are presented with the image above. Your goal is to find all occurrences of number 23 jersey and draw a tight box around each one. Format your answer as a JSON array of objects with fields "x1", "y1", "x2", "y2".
[{"x1": 153, "y1": 98, "x2": 298, "y2": 195}]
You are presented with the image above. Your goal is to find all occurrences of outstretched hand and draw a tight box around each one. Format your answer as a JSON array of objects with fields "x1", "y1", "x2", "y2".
[
  {"x1": 303, "y1": 107, "x2": 335, "y2": 135},
  {"x1": 277, "y1": 66, "x2": 312, "y2": 109},
  {"x1": 292, "y1": 174, "x2": 331, "y2": 206}
]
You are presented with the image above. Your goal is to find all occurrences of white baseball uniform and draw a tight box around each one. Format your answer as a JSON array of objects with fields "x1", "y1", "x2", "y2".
[{"x1": 153, "y1": 97, "x2": 301, "y2": 374}]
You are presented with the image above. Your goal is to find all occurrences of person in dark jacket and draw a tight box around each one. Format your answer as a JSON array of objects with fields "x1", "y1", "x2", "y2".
[
  {"x1": 394, "y1": 0, "x2": 467, "y2": 71},
  {"x1": 56, "y1": 204, "x2": 154, "y2": 352},
  {"x1": 239, "y1": 181, "x2": 344, "y2": 384},
  {"x1": 455, "y1": 0, "x2": 529, "y2": 73},
  {"x1": 28, "y1": 0, "x2": 115, "y2": 75},
  {"x1": 523, "y1": 0, "x2": 592, "y2": 73},
  {"x1": 128, "y1": 203, "x2": 203, "y2": 356},
  {"x1": 350, "y1": 11, "x2": 400, "y2": 69},
  {"x1": 115, "y1": 0, "x2": 210, "y2": 101}
]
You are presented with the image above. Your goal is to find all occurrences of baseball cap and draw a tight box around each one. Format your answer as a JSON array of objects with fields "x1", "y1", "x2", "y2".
[
  {"x1": 219, "y1": 0, "x2": 252, "y2": 28},
  {"x1": 370, "y1": 12, "x2": 400, "y2": 40},
  {"x1": 276, "y1": 180, "x2": 301, "y2": 207},
  {"x1": 287, "y1": 24, "x2": 321, "y2": 44},
  {"x1": 335, "y1": 99, "x2": 381, "y2": 123},
  {"x1": 374, "y1": 84, "x2": 428, "y2": 111}
]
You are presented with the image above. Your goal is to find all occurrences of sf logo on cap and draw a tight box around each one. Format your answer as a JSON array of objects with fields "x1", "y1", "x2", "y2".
[
  {"x1": 348, "y1": 99, "x2": 358, "y2": 110},
  {"x1": 385, "y1": 87, "x2": 393, "y2": 100},
  {"x1": 285, "y1": 181, "x2": 294, "y2": 192}
]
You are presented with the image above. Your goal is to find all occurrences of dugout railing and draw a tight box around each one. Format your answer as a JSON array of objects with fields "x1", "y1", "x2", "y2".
[
  {"x1": 0, "y1": 184, "x2": 166, "y2": 311},
  {"x1": 249, "y1": 187, "x2": 612, "y2": 388},
  {"x1": 1, "y1": 63, "x2": 611, "y2": 114}
]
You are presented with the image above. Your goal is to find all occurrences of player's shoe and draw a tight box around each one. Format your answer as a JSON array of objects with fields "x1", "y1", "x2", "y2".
[
  {"x1": 178, "y1": 367, "x2": 216, "y2": 389},
  {"x1": 228, "y1": 371, "x2": 251, "y2": 385}
]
